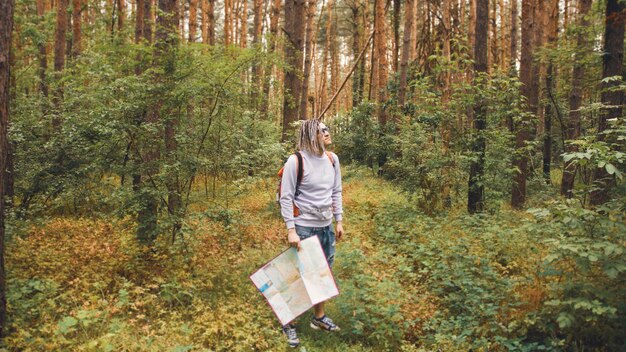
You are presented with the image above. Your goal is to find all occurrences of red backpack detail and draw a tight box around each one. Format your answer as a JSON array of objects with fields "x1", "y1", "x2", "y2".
[{"x1": 276, "y1": 151, "x2": 336, "y2": 217}]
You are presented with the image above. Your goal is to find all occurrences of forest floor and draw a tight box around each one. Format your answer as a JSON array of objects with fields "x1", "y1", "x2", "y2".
[{"x1": 4, "y1": 166, "x2": 541, "y2": 351}]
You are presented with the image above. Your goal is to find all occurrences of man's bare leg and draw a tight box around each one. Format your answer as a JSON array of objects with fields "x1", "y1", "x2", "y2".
[{"x1": 314, "y1": 302, "x2": 325, "y2": 318}]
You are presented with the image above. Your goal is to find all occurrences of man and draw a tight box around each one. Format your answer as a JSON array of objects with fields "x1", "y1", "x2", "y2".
[{"x1": 279, "y1": 120, "x2": 344, "y2": 348}]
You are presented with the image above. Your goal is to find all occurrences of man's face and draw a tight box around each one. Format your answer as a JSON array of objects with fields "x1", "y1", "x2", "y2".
[{"x1": 319, "y1": 123, "x2": 332, "y2": 146}]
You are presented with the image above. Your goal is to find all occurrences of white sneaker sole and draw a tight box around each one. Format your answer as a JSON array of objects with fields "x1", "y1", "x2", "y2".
[{"x1": 310, "y1": 322, "x2": 340, "y2": 331}]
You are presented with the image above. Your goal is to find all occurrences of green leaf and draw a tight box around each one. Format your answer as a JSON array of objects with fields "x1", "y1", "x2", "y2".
[
  {"x1": 557, "y1": 313, "x2": 573, "y2": 328},
  {"x1": 605, "y1": 163, "x2": 617, "y2": 175},
  {"x1": 57, "y1": 316, "x2": 78, "y2": 334}
]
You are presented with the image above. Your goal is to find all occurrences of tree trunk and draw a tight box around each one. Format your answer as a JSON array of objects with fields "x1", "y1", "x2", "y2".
[
  {"x1": 350, "y1": 0, "x2": 362, "y2": 107},
  {"x1": 239, "y1": 0, "x2": 247, "y2": 47},
  {"x1": 329, "y1": 5, "x2": 339, "y2": 115},
  {"x1": 117, "y1": 0, "x2": 125, "y2": 30},
  {"x1": 0, "y1": 0, "x2": 14, "y2": 336},
  {"x1": 489, "y1": 0, "x2": 497, "y2": 70},
  {"x1": 373, "y1": 0, "x2": 388, "y2": 126},
  {"x1": 71, "y1": 0, "x2": 82, "y2": 56},
  {"x1": 251, "y1": 0, "x2": 264, "y2": 106},
  {"x1": 252, "y1": 0, "x2": 263, "y2": 44},
  {"x1": 282, "y1": 0, "x2": 306, "y2": 140},
  {"x1": 541, "y1": 0, "x2": 558, "y2": 184},
  {"x1": 144, "y1": 0, "x2": 153, "y2": 43},
  {"x1": 189, "y1": 0, "x2": 198, "y2": 42},
  {"x1": 317, "y1": 0, "x2": 332, "y2": 116},
  {"x1": 563, "y1": 0, "x2": 569, "y2": 29},
  {"x1": 469, "y1": 0, "x2": 476, "y2": 56},
  {"x1": 136, "y1": 0, "x2": 145, "y2": 43},
  {"x1": 392, "y1": 0, "x2": 400, "y2": 72},
  {"x1": 260, "y1": 0, "x2": 281, "y2": 116},
  {"x1": 398, "y1": 0, "x2": 414, "y2": 107},
  {"x1": 157, "y1": 0, "x2": 181, "y2": 231},
  {"x1": 233, "y1": 0, "x2": 240, "y2": 46},
  {"x1": 137, "y1": 0, "x2": 181, "y2": 244},
  {"x1": 37, "y1": 0, "x2": 49, "y2": 97},
  {"x1": 225, "y1": 0, "x2": 232, "y2": 45},
  {"x1": 511, "y1": 0, "x2": 536, "y2": 208},
  {"x1": 498, "y1": 0, "x2": 505, "y2": 68},
  {"x1": 151, "y1": 0, "x2": 157, "y2": 32},
  {"x1": 201, "y1": 0, "x2": 208, "y2": 42},
  {"x1": 207, "y1": 0, "x2": 215, "y2": 44},
  {"x1": 468, "y1": 0, "x2": 488, "y2": 213},
  {"x1": 590, "y1": 0, "x2": 625, "y2": 206},
  {"x1": 509, "y1": 0, "x2": 517, "y2": 71},
  {"x1": 299, "y1": 0, "x2": 317, "y2": 120},
  {"x1": 561, "y1": 0, "x2": 592, "y2": 198},
  {"x1": 134, "y1": 0, "x2": 155, "y2": 242},
  {"x1": 442, "y1": 0, "x2": 451, "y2": 103},
  {"x1": 52, "y1": 0, "x2": 68, "y2": 130}
]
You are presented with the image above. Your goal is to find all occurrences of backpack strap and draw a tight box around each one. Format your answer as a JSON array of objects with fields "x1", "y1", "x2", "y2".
[
  {"x1": 325, "y1": 151, "x2": 336, "y2": 167},
  {"x1": 295, "y1": 151, "x2": 304, "y2": 196}
]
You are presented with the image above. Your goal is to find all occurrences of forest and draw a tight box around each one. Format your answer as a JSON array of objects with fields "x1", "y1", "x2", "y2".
[{"x1": 0, "y1": 0, "x2": 625, "y2": 350}]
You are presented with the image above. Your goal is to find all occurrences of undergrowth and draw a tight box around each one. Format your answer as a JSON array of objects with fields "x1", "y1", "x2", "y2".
[{"x1": 4, "y1": 167, "x2": 624, "y2": 351}]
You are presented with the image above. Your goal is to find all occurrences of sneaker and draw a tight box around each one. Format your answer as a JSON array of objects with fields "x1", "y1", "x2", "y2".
[
  {"x1": 310, "y1": 315, "x2": 340, "y2": 332},
  {"x1": 282, "y1": 324, "x2": 300, "y2": 348}
]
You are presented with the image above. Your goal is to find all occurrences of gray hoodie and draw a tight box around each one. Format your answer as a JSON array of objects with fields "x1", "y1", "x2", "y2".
[{"x1": 280, "y1": 150, "x2": 343, "y2": 229}]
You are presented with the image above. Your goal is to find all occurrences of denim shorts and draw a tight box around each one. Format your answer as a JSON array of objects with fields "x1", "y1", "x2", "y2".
[{"x1": 295, "y1": 224, "x2": 336, "y2": 268}]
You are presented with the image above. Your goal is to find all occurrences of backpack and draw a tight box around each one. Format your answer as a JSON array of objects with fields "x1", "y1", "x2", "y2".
[{"x1": 276, "y1": 151, "x2": 336, "y2": 217}]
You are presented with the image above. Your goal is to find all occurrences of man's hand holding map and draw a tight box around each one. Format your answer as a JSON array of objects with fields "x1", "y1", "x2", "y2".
[{"x1": 250, "y1": 236, "x2": 339, "y2": 326}]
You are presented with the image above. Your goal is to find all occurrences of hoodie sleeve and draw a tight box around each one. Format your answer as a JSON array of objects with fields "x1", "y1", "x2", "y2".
[
  {"x1": 331, "y1": 153, "x2": 343, "y2": 222},
  {"x1": 279, "y1": 154, "x2": 298, "y2": 229}
]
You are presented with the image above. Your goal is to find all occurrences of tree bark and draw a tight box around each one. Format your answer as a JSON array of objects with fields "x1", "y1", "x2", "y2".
[
  {"x1": 561, "y1": 0, "x2": 592, "y2": 198},
  {"x1": 136, "y1": 0, "x2": 145, "y2": 43},
  {"x1": 117, "y1": 0, "x2": 125, "y2": 30},
  {"x1": 442, "y1": 0, "x2": 451, "y2": 103},
  {"x1": 225, "y1": 0, "x2": 232, "y2": 45},
  {"x1": 260, "y1": 0, "x2": 281, "y2": 116},
  {"x1": 206, "y1": 0, "x2": 215, "y2": 44},
  {"x1": 282, "y1": 0, "x2": 306, "y2": 140},
  {"x1": 158, "y1": 0, "x2": 181, "y2": 231},
  {"x1": 144, "y1": 0, "x2": 154, "y2": 43},
  {"x1": 509, "y1": 0, "x2": 517, "y2": 71},
  {"x1": 240, "y1": 0, "x2": 247, "y2": 47},
  {"x1": 468, "y1": 0, "x2": 488, "y2": 213},
  {"x1": 392, "y1": 0, "x2": 400, "y2": 72},
  {"x1": 511, "y1": 0, "x2": 536, "y2": 208},
  {"x1": 37, "y1": 0, "x2": 49, "y2": 97},
  {"x1": 189, "y1": 0, "x2": 198, "y2": 42},
  {"x1": 350, "y1": 0, "x2": 362, "y2": 107},
  {"x1": 201, "y1": 0, "x2": 208, "y2": 42},
  {"x1": 329, "y1": 4, "x2": 339, "y2": 115},
  {"x1": 299, "y1": 0, "x2": 317, "y2": 120},
  {"x1": 590, "y1": 0, "x2": 625, "y2": 206},
  {"x1": 498, "y1": 0, "x2": 505, "y2": 68},
  {"x1": 53, "y1": 0, "x2": 68, "y2": 130},
  {"x1": 137, "y1": 0, "x2": 181, "y2": 244},
  {"x1": 541, "y1": 0, "x2": 558, "y2": 184},
  {"x1": 398, "y1": 0, "x2": 414, "y2": 107},
  {"x1": 373, "y1": 0, "x2": 388, "y2": 126},
  {"x1": 489, "y1": 0, "x2": 497, "y2": 70},
  {"x1": 72, "y1": 0, "x2": 82, "y2": 56},
  {"x1": 252, "y1": 0, "x2": 263, "y2": 44},
  {"x1": 317, "y1": 0, "x2": 332, "y2": 116},
  {"x1": 469, "y1": 0, "x2": 476, "y2": 56},
  {"x1": 0, "y1": 0, "x2": 14, "y2": 336},
  {"x1": 251, "y1": 0, "x2": 264, "y2": 106}
]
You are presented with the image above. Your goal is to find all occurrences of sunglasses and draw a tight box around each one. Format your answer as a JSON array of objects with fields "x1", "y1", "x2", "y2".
[{"x1": 319, "y1": 124, "x2": 330, "y2": 133}]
